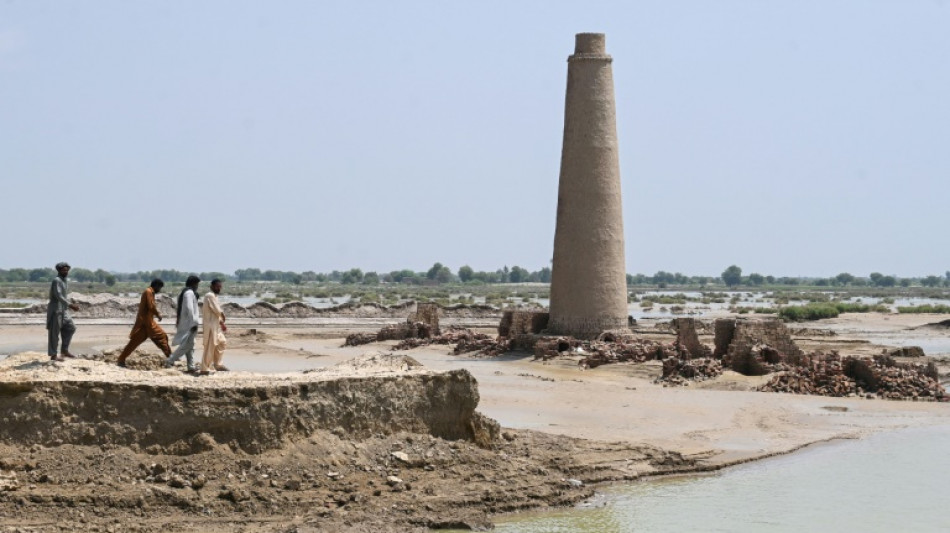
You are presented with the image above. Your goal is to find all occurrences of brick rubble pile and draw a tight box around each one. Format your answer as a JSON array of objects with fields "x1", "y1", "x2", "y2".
[{"x1": 759, "y1": 352, "x2": 946, "y2": 401}]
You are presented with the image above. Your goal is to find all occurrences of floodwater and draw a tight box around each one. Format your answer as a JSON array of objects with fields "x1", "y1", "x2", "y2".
[
  {"x1": 0, "y1": 298, "x2": 39, "y2": 305},
  {"x1": 629, "y1": 291, "x2": 950, "y2": 321},
  {"x1": 495, "y1": 424, "x2": 950, "y2": 533},
  {"x1": 220, "y1": 295, "x2": 352, "y2": 308}
]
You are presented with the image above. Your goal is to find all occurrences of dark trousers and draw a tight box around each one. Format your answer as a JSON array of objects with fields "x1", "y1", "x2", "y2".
[{"x1": 47, "y1": 314, "x2": 76, "y2": 357}]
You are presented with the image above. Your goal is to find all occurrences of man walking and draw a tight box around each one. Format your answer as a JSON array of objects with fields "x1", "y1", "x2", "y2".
[
  {"x1": 200, "y1": 278, "x2": 228, "y2": 374},
  {"x1": 47, "y1": 261, "x2": 79, "y2": 361},
  {"x1": 117, "y1": 279, "x2": 172, "y2": 368},
  {"x1": 166, "y1": 275, "x2": 200, "y2": 372}
]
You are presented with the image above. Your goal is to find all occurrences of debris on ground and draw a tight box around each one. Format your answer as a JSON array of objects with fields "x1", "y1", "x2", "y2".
[
  {"x1": 344, "y1": 314, "x2": 948, "y2": 401},
  {"x1": 344, "y1": 332, "x2": 379, "y2": 346},
  {"x1": 344, "y1": 321, "x2": 435, "y2": 347},
  {"x1": 656, "y1": 357, "x2": 723, "y2": 386},
  {"x1": 759, "y1": 351, "x2": 946, "y2": 401},
  {"x1": 393, "y1": 327, "x2": 510, "y2": 357},
  {"x1": 886, "y1": 346, "x2": 925, "y2": 358}
]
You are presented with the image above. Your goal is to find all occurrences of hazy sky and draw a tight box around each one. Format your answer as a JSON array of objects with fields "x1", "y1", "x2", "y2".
[{"x1": 2, "y1": 1, "x2": 948, "y2": 277}]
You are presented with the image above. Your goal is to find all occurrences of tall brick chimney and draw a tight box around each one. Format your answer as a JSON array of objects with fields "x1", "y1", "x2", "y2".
[{"x1": 547, "y1": 33, "x2": 629, "y2": 339}]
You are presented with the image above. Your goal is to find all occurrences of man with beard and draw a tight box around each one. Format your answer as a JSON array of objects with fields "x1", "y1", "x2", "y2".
[
  {"x1": 199, "y1": 278, "x2": 228, "y2": 375},
  {"x1": 117, "y1": 279, "x2": 172, "y2": 368},
  {"x1": 165, "y1": 275, "x2": 201, "y2": 372},
  {"x1": 47, "y1": 261, "x2": 80, "y2": 361}
]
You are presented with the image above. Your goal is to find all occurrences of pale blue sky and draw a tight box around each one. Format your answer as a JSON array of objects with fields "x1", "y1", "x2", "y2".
[{"x1": 2, "y1": 1, "x2": 948, "y2": 277}]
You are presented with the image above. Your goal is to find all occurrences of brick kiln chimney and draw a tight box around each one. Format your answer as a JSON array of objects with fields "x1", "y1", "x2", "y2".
[{"x1": 547, "y1": 33, "x2": 629, "y2": 339}]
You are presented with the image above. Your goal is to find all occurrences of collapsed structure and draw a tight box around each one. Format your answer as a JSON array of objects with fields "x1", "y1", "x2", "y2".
[
  {"x1": 547, "y1": 33, "x2": 630, "y2": 339},
  {"x1": 713, "y1": 317, "x2": 802, "y2": 361}
]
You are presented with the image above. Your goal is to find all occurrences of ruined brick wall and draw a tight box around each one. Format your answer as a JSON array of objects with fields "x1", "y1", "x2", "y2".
[
  {"x1": 410, "y1": 303, "x2": 440, "y2": 335},
  {"x1": 498, "y1": 311, "x2": 549, "y2": 338},
  {"x1": 670, "y1": 318, "x2": 707, "y2": 358},
  {"x1": 718, "y1": 318, "x2": 801, "y2": 360},
  {"x1": 713, "y1": 319, "x2": 736, "y2": 357}
]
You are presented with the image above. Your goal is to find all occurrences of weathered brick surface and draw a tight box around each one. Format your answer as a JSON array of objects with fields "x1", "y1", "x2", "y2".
[
  {"x1": 409, "y1": 303, "x2": 440, "y2": 335},
  {"x1": 498, "y1": 311, "x2": 549, "y2": 338},
  {"x1": 715, "y1": 318, "x2": 802, "y2": 361},
  {"x1": 713, "y1": 319, "x2": 736, "y2": 357},
  {"x1": 670, "y1": 318, "x2": 707, "y2": 358}
]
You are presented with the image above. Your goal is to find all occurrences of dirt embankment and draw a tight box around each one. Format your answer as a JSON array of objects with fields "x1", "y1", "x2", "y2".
[
  {"x1": 0, "y1": 355, "x2": 497, "y2": 455},
  {"x1": 17, "y1": 293, "x2": 502, "y2": 320},
  {"x1": 0, "y1": 352, "x2": 691, "y2": 532}
]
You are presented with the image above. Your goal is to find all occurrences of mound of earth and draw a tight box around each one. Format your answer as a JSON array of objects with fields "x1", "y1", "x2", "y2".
[{"x1": 0, "y1": 352, "x2": 498, "y2": 454}]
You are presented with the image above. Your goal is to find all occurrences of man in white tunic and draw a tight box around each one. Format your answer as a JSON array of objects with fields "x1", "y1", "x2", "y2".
[
  {"x1": 166, "y1": 275, "x2": 201, "y2": 372},
  {"x1": 200, "y1": 278, "x2": 228, "y2": 374}
]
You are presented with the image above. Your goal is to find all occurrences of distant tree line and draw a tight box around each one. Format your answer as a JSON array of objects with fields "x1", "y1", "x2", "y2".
[
  {"x1": 324, "y1": 263, "x2": 553, "y2": 285},
  {"x1": 2, "y1": 264, "x2": 948, "y2": 288},
  {"x1": 707, "y1": 265, "x2": 950, "y2": 289},
  {"x1": 0, "y1": 268, "x2": 228, "y2": 286}
]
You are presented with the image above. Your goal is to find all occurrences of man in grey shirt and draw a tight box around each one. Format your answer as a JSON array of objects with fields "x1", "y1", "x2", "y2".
[{"x1": 47, "y1": 261, "x2": 79, "y2": 361}]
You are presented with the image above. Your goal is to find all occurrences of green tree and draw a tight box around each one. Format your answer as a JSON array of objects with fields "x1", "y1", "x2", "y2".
[
  {"x1": 458, "y1": 265, "x2": 474, "y2": 282},
  {"x1": 389, "y1": 269, "x2": 416, "y2": 283},
  {"x1": 627, "y1": 273, "x2": 648, "y2": 285},
  {"x1": 835, "y1": 272, "x2": 855, "y2": 286},
  {"x1": 235, "y1": 268, "x2": 262, "y2": 281},
  {"x1": 341, "y1": 268, "x2": 364, "y2": 284},
  {"x1": 747, "y1": 273, "x2": 764, "y2": 286},
  {"x1": 537, "y1": 267, "x2": 552, "y2": 283},
  {"x1": 301, "y1": 271, "x2": 322, "y2": 282},
  {"x1": 721, "y1": 265, "x2": 742, "y2": 287},
  {"x1": 426, "y1": 263, "x2": 446, "y2": 280},
  {"x1": 869, "y1": 272, "x2": 884, "y2": 286},
  {"x1": 653, "y1": 271, "x2": 675, "y2": 285},
  {"x1": 362, "y1": 271, "x2": 379, "y2": 284},
  {"x1": 69, "y1": 268, "x2": 95, "y2": 282},
  {"x1": 922, "y1": 275, "x2": 943, "y2": 287},
  {"x1": 435, "y1": 267, "x2": 453, "y2": 284},
  {"x1": 29, "y1": 268, "x2": 52, "y2": 282},
  {"x1": 199, "y1": 272, "x2": 228, "y2": 282},
  {"x1": 509, "y1": 266, "x2": 529, "y2": 283}
]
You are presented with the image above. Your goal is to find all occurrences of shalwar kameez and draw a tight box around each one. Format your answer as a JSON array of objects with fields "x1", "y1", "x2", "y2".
[
  {"x1": 167, "y1": 287, "x2": 200, "y2": 371},
  {"x1": 200, "y1": 290, "x2": 227, "y2": 372},
  {"x1": 117, "y1": 287, "x2": 171, "y2": 365},
  {"x1": 46, "y1": 274, "x2": 76, "y2": 357}
]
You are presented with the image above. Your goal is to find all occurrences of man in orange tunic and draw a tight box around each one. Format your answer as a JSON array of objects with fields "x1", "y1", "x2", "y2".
[{"x1": 117, "y1": 279, "x2": 172, "y2": 367}]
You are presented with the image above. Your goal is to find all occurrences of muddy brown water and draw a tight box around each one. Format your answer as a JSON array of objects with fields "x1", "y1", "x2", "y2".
[{"x1": 494, "y1": 424, "x2": 950, "y2": 532}]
